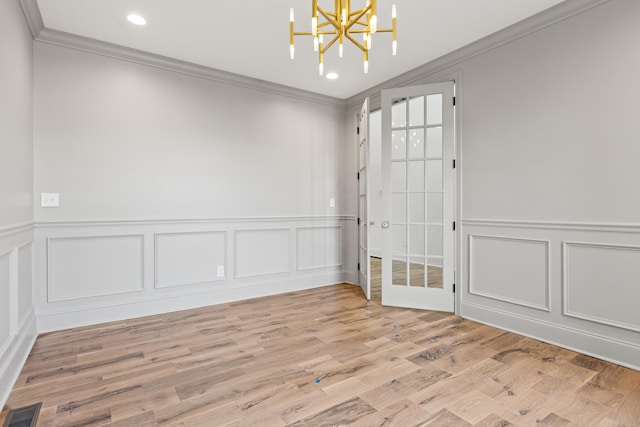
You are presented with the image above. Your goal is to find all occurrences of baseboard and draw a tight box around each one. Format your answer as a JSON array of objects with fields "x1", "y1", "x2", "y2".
[
  {"x1": 0, "y1": 308, "x2": 37, "y2": 410},
  {"x1": 37, "y1": 272, "x2": 355, "y2": 333},
  {"x1": 461, "y1": 301, "x2": 640, "y2": 371}
]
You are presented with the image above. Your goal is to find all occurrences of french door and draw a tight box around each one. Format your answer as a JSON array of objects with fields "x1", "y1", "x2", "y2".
[
  {"x1": 380, "y1": 82, "x2": 455, "y2": 311},
  {"x1": 357, "y1": 98, "x2": 371, "y2": 299}
]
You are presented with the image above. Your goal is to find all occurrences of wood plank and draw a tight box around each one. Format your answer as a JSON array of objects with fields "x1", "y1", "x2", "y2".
[{"x1": 1, "y1": 283, "x2": 639, "y2": 426}]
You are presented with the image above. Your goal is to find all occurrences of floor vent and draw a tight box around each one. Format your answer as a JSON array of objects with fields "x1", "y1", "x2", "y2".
[{"x1": 2, "y1": 403, "x2": 41, "y2": 427}]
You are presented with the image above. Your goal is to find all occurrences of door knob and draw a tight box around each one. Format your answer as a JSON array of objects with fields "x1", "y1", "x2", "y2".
[{"x1": 381, "y1": 221, "x2": 390, "y2": 228}]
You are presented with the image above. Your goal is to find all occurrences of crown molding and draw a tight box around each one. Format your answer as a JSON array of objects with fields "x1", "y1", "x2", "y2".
[
  {"x1": 18, "y1": 0, "x2": 44, "y2": 39},
  {"x1": 346, "y1": 0, "x2": 611, "y2": 109},
  {"x1": 35, "y1": 28, "x2": 346, "y2": 109},
  {"x1": 20, "y1": 0, "x2": 345, "y2": 110}
]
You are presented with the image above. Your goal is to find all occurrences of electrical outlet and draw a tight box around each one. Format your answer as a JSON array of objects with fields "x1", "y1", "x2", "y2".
[
  {"x1": 217, "y1": 265, "x2": 225, "y2": 278},
  {"x1": 41, "y1": 193, "x2": 59, "y2": 207},
  {"x1": 329, "y1": 198, "x2": 336, "y2": 208}
]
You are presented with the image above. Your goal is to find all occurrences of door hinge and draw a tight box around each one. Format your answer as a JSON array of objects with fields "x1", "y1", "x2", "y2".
[
  {"x1": 357, "y1": 126, "x2": 360, "y2": 135},
  {"x1": 453, "y1": 283, "x2": 456, "y2": 293},
  {"x1": 453, "y1": 96, "x2": 456, "y2": 106},
  {"x1": 357, "y1": 217, "x2": 361, "y2": 225},
  {"x1": 453, "y1": 159, "x2": 456, "y2": 169},
  {"x1": 358, "y1": 262, "x2": 361, "y2": 270},
  {"x1": 453, "y1": 221, "x2": 456, "y2": 231},
  {"x1": 357, "y1": 172, "x2": 360, "y2": 180}
]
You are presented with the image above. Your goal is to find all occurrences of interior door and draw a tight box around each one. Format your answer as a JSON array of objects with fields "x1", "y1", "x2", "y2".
[
  {"x1": 381, "y1": 82, "x2": 455, "y2": 311},
  {"x1": 358, "y1": 98, "x2": 371, "y2": 300}
]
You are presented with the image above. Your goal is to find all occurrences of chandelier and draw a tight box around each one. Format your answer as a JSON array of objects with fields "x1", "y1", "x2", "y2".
[{"x1": 289, "y1": 0, "x2": 397, "y2": 75}]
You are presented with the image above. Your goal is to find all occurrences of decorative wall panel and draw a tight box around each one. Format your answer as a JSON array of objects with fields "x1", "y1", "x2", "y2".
[
  {"x1": 470, "y1": 234, "x2": 549, "y2": 311},
  {"x1": 564, "y1": 241, "x2": 640, "y2": 332},
  {"x1": 47, "y1": 235, "x2": 144, "y2": 302},
  {"x1": 235, "y1": 229, "x2": 290, "y2": 278},
  {"x1": 155, "y1": 231, "x2": 226, "y2": 288},
  {"x1": 296, "y1": 226, "x2": 342, "y2": 270}
]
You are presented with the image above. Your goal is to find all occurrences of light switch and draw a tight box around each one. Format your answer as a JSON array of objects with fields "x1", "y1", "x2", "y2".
[
  {"x1": 41, "y1": 193, "x2": 59, "y2": 207},
  {"x1": 329, "y1": 198, "x2": 336, "y2": 208}
]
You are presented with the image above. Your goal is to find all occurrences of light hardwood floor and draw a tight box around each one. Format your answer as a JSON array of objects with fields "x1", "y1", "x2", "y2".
[{"x1": 2, "y1": 284, "x2": 639, "y2": 426}]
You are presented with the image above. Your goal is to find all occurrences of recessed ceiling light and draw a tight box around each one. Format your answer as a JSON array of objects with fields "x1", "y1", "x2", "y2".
[
  {"x1": 127, "y1": 14, "x2": 146, "y2": 26},
  {"x1": 326, "y1": 72, "x2": 339, "y2": 80}
]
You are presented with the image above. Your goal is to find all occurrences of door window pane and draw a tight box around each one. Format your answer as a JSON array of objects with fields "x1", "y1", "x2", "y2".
[
  {"x1": 409, "y1": 225, "x2": 425, "y2": 255},
  {"x1": 426, "y1": 127, "x2": 443, "y2": 158},
  {"x1": 427, "y1": 225, "x2": 443, "y2": 257},
  {"x1": 410, "y1": 261, "x2": 426, "y2": 288},
  {"x1": 426, "y1": 160, "x2": 442, "y2": 192},
  {"x1": 392, "y1": 258, "x2": 408, "y2": 286},
  {"x1": 392, "y1": 100, "x2": 407, "y2": 128},
  {"x1": 408, "y1": 129, "x2": 425, "y2": 158},
  {"x1": 409, "y1": 96, "x2": 424, "y2": 127},
  {"x1": 392, "y1": 130, "x2": 407, "y2": 160},
  {"x1": 392, "y1": 193, "x2": 407, "y2": 223},
  {"x1": 427, "y1": 192, "x2": 443, "y2": 223},
  {"x1": 427, "y1": 94, "x2": 443, "y2": 125},
  {"x1": 392, "y1": 224, "x2": 407, "y2": 254},
  {"x1": 427, "y1": 260, "x2": 443, "y2": 289},
  {"x1": 409, "y1": 193, "x2": 425, "y2": 223},
  {"x1": 392, "y1": 162, "x2": 406, "y2": 192},
  {"x1": 408, "y1": 161, "x2": 425, "y2": 192}
]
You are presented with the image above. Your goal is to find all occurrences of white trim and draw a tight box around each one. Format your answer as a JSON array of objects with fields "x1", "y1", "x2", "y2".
[
  {"x1": 0, "y1": 222, "x2": 34, "y2": 239},
  {"x1": 9, "y1": 249, "x2": 19, "y2": 337},
  {"x1": 153, "y1": 230, "x2": 228, "y2": 289},
  {"x1": 35, "y1": 28, "x2": 345, "y2": 109},
  {"x1": 346, "y1": 0, "x2": 611, "y2": 108},
  {"x1": 18, "y1": 0, "x2": 44, "y2": 39},
  {"x1": 35, "y1": 215, "x2": 355, "y2": 228},
  {"x1": 562, "y1": 241, "x2": 640, "y2": 333},
  {"x1": 462, "y1": 218, "x2": 640, "y2": 233},
  {"x1": 461, "y1": 300, "x2": 640, "y2": 371},
  {"x1": 46, "y1": 234, "x2": 145, "y2": 302},
  {"x1": 0, "y1": 308, "x2": 37, "y2": 410},
  {"x1": 469, "y1": 234, "x2": 550, "y2": 312}
]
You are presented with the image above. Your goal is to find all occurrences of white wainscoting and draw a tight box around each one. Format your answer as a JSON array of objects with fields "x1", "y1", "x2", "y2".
[
  {"x1": 563, "y1": 241, "x2": 640, "y2": 333},
  {"x1": 296, "y1": 226, "x2": 342, "y2": 271},
  {"x1": 0, "y1": 251, "x2": 11, "y2": 355},
  {"x1": 235, "y1": 228, "x2": 290, "y2": 278},
  {"x1": 34, "y1": 216, "x2": 356, "y2": 332},
  {"x1": 0, "y1": 223, "x2": 37, "y2": 410},
  {"x1": 47, "y1": 234, "x2": 145, "y2": 302},
  {"x1": 461, "y1": 219, "x2": 640, "y2": 370},
  {"x1": 469, "y1": 235, "x2": 550, "y2": 311},
  {"x1": 155, "y1": 231, "x2": 226, "y2": 288}
]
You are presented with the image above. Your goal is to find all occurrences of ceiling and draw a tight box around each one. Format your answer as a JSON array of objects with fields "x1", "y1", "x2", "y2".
[{"x1": 36, "y1": 0, "x2": 566, "y2": 99}]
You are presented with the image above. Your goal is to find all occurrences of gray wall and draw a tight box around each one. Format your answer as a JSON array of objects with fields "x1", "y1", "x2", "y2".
[
  {"x1": 32, "y1": 42, "x2": 356, "y2": 331},
  {"x1": 34, "y1": 43, "x2": 348, "y2": 221},
  {"x1": 458, "y1": 0, "x2": 640, "y2": 369},
  {"x1": 461, "y1": 0, "x2": 640, "y2": 223},
  {"x1": 349, "y1": 0, "x2": 640, "y2": 369},
  {"x1": 0, "y1": 0, "x2": 37, "y2": 408},
  {"x1": 1, "y1": 1, "x2": 33, "y2": 225}
]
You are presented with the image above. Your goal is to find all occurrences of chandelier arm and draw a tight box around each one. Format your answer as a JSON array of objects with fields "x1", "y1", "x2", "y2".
[
  {"x1": 321, "y1": 35, "x2": 340, "y2": 53},
  {"x1": 344, "y1": 33, "x2": 366, "y2": 52},
  {"x1": 317, "y1": 6, "x2": 340, "y2": 30},
  {"x1": 345, "y1": 7, "x2": 370, "y2": 31}
]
